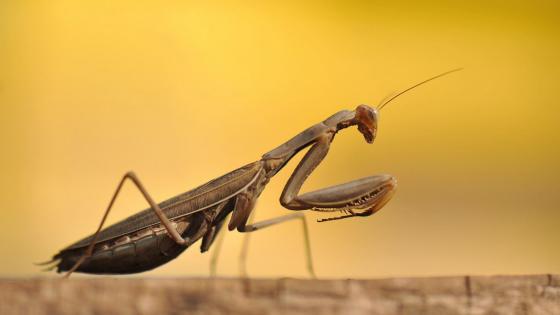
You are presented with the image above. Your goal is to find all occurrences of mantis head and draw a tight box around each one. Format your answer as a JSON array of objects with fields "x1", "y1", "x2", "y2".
[
  {"x1": 328, "y1": 104, "x2": 378, "y2": 144},
  {"x1": 355, "y1": 105, "x2": 378, "y2": 144}
]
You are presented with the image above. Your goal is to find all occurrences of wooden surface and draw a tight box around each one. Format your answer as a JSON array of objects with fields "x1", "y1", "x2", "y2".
[{"x1": 1, "y1": 275, "x2": 559, "y2": 315}]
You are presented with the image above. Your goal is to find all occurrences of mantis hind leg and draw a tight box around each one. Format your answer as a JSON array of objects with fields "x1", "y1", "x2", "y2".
[{"x1": 61, "y1": 171, "x2": 190, "y2": 278}]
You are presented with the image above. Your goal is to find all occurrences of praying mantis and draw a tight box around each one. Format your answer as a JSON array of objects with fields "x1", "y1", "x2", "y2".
[{"x1": 38, "y1": 69, "x2": 460, "y2": 278}]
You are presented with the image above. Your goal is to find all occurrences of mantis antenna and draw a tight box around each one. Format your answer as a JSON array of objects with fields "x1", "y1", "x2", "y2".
[{"x1": 377, "y1": 68, "x2": 463, "y2": 111}]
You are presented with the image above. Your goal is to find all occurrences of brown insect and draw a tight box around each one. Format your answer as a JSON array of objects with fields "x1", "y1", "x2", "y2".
[{"x1": 37, "y1": 69, "x2": 460, "y2": 277}]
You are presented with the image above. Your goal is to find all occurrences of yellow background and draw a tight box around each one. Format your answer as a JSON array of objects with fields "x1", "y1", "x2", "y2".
[{"x1": 1, "y1": 1, "x2": 559, "y2": 278}]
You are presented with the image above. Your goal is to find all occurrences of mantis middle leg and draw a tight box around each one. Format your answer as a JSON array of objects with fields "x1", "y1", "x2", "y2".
[
  {"x1": 237, "y1": 212, "x2": 315, "y2": 278},
  {"x1": 208, "y1": 208, "x2": 315, "y2": 277}
]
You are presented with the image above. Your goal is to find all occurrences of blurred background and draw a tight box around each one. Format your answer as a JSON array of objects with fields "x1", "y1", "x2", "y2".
[{"x1": 1, "y1": 1, "x2": 559, "y2": 278}]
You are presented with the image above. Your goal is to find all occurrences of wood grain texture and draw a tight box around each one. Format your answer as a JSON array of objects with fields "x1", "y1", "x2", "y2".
[{"x1": 1, "y1": 275, "x2": 558, "y2": 315}]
